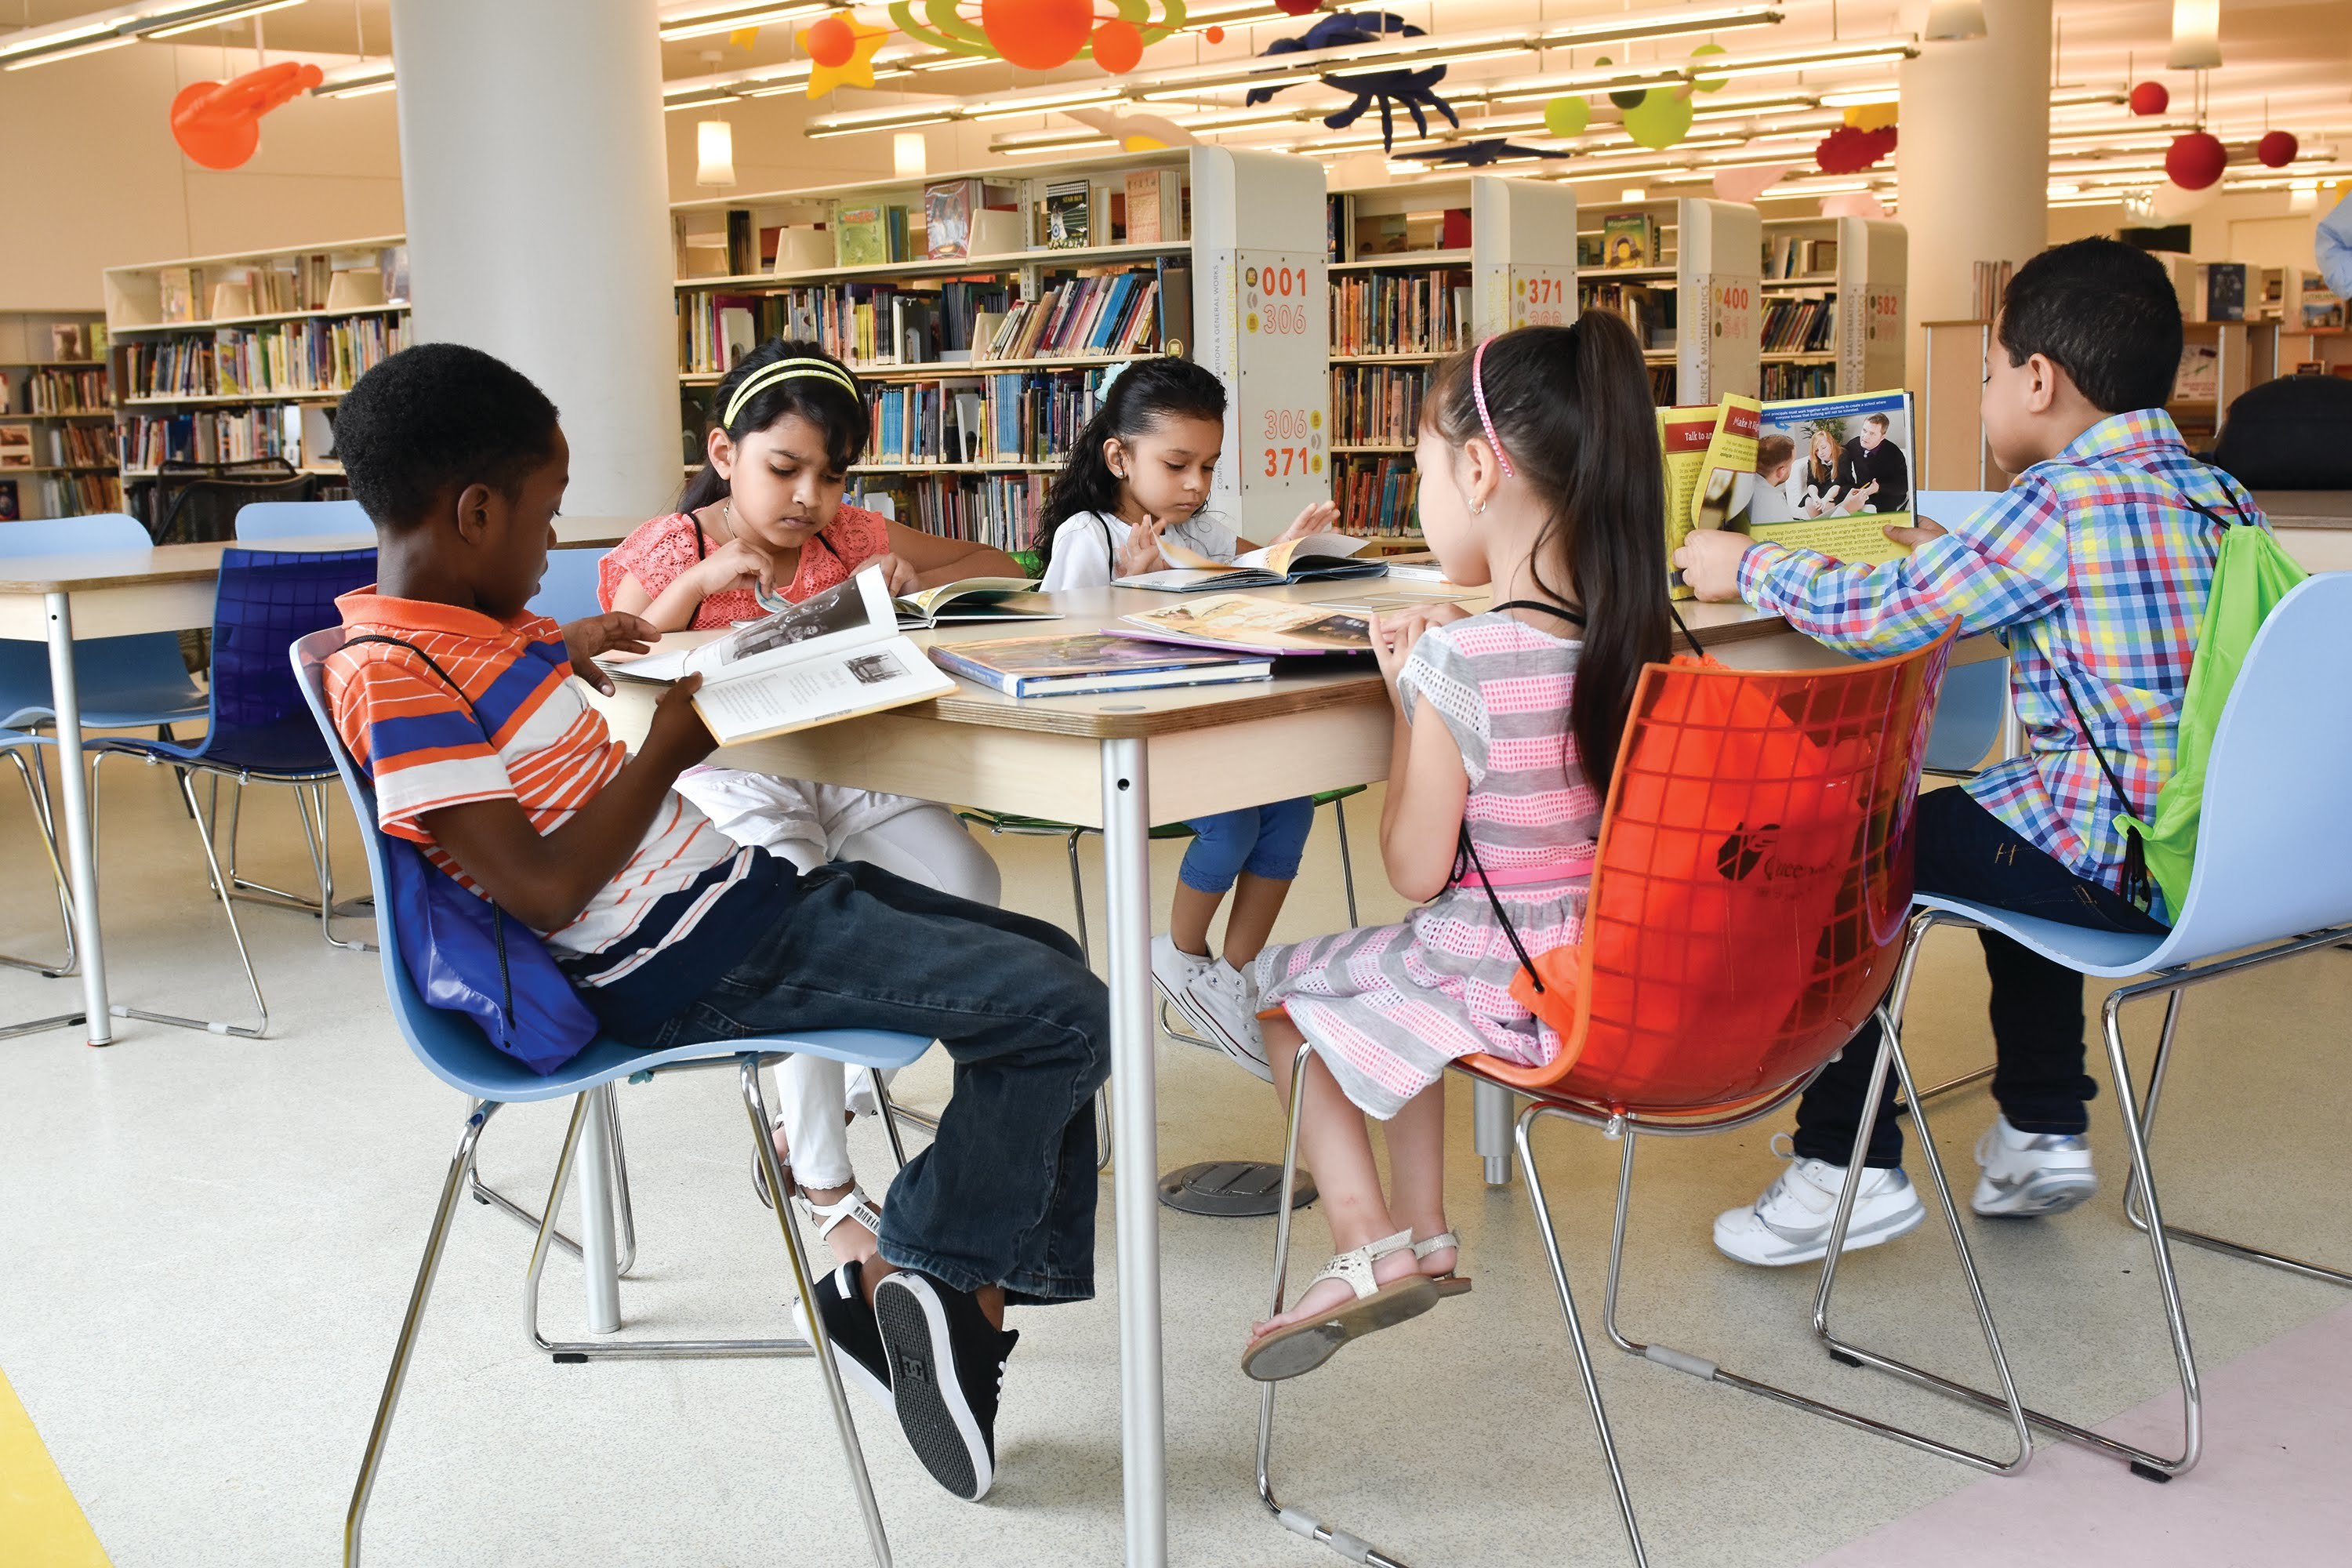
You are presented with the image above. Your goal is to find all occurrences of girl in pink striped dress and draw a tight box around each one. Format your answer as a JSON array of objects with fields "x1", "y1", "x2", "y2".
[{"x1": 1243, "y1": 316, "x2": 1673, "y2": 1381}]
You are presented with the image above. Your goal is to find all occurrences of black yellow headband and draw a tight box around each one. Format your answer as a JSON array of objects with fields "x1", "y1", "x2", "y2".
[{"x1": 723, "y1": 358, "x2": 860, "y2": 427}]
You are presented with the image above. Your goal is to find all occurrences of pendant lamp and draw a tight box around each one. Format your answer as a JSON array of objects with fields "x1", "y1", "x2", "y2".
[
  {"x1": 2167, "y1": 0, "x2": 2220, "y2": 71},
  {"x1": 1923, "y1": 0, "x2": 1987, "y2": 42}
]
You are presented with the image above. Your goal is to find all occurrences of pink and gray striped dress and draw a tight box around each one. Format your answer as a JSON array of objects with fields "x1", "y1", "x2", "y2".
[{"x1": 1257, "y1": 612, "x2": 1601, "y2": 1120}]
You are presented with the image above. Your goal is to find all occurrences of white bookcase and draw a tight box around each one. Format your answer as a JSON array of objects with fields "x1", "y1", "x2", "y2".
[
  {"x1": 1759, "y1": 215, "x2": 1907, "y2": 400},
  {"x1": 0, "y1": 310, "x2": 118, "y2": 520},
  {"x1": 1675, "y1": 198, "x2": 1762, "y2": 408}
]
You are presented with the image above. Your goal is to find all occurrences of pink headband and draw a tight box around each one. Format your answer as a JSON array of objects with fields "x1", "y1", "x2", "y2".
[{"x1": 1470, "y1": 336, "x2": 1516, "y2": 481}]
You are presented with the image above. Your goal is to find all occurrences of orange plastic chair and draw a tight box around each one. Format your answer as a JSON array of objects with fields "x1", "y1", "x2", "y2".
[{"x1": 1254, "y1": 627, "x2": 2028, "y2": 1568}]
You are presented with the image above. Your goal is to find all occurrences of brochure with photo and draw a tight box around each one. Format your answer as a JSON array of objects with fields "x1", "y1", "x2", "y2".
[
  {"x1": 604, "y1": 565, "x2": 954, "y2": 744},
  {"x1": 1111, "y1": 594, "x2": 1373, "y2": 655},
  {"x1": 1743, "y1": 390, "x2": 1915, "y2": 566}
]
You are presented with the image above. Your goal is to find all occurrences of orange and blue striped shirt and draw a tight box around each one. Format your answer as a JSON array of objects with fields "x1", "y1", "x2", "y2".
[{"x1": 325, "y1": 588, "x2": 792, "y2": 1036}]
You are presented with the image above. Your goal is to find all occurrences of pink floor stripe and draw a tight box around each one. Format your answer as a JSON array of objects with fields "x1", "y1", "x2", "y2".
[{"x1": 1803, "y1": 1301, "x2": 2352, "y2": 1567}]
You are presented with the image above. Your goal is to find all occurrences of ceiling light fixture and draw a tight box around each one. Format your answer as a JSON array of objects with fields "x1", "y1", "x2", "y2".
[
  {"x1": 659, "y1": 2, "x2": 833, "y2": 42},
  {"x1": 143, "y1": 0, "x2": 303, "y2": 38},
  {"x1": 2167, "y1": 0, "x2": 2221, "y2": 71},
  {"x1": 0, "y1": 0, "x2": 314, "y2": 67},
  {"x1": 1922, "y1": 0, "x2": 1987, "y2": 42}
]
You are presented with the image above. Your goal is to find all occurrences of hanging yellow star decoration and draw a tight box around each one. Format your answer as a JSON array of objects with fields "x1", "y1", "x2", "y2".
[{"x1": 798, "y1": 10, "x2": 891, "y2": 98}]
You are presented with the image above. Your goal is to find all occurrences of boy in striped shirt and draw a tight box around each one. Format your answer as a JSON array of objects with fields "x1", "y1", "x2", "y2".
[
  {"x1": 326, "y1": 343, "x2": 1109, "y2": 1502},
  {"x1": 1676, "y1": 239, "x2": 2271, "y2": 1266}
]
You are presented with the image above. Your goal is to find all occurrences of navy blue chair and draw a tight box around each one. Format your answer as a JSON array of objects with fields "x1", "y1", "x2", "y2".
[
  {"x1": 1822, "y1": 570, "x2": 2352, "y2": 1485},
  {"x1": 0, "y1": 726, "x2": 82, "y2": 1040},
  {"x1": 91, "y1": 547, "x2": 379, "y2": 1035},
  {"x1": 291, "y1": 628, "x2": 917, "y2": 1568}
]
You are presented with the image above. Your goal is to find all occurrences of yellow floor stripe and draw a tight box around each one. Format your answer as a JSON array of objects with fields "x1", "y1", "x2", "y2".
[{"x1": 0, "y1": 1368, "x2": 111, "y2": 1568}]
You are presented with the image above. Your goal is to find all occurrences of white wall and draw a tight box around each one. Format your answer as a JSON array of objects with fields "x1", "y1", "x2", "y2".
[{"x1": 0, "y1": 44, "x2": 404, "y2": 310}]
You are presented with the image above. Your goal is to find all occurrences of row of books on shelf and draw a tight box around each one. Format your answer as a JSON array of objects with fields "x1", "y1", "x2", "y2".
[
  {"x1": 864, "y1": 367, "x2": 1108, "y2": 467},
  {"x1": 681, "y1": 280, "x2": 1016, "y2": 374},
  {"x1": 1333, "y1": 452, "x2": 1421, "y2": 537},
  {"x1": 151, "y1": 247, "x2": 408, "y2": 325},
  {"x1": 1330, "y1": 364, "x2": 1428, "y2": 447},
  {"x1": 1584, "y1": 212, "x2": 1661, "y2": 270},
  {"x1": 1331, "y1": 270, "x2": 1470, "y2": 358},
  {"x1": 980, "y1": 264, "x2": 1181, "y2": 361},
  {"x1": 1760, "y1": 361, "x2": 1838, "y2": 401},
  {"x1": 1759, "y1": 295, "x2": 1835, "y2": 355},
  {"x1": 0, "y1": 420, "x2": 115, "y2": 468},
  {"x1": 1581, "y1": 281, "x2": 1675, "y2": 351},
  {"x1": 122, "y1": 406, "x2": 319, "y2": 470},
  {"x1": 0, "y1": 472, "x2": 121, "y2": 519},
  {"x1": 1763, "y1": 234, "x2": 1838, "y2": 278},
  {"x1": 121, "y1": 316, "x2": 410, "y2": 401},
  {"x1": 5, "y1": 367, "x2": 111, "y2": 416},
  {"x1": 851, "y1": 474, "x2": 1045, "y2": 555}
]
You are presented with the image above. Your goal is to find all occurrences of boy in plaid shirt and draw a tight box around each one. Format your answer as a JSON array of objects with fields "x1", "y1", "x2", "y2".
[{"x1": 1676, "y1": 239, "x2": 2271, "y2": 1265}]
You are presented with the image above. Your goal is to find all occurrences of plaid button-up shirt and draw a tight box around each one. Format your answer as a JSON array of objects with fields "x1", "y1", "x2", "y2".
[{"x1": 1737, "y1": 408, "x2": 2266, "y2": 916}]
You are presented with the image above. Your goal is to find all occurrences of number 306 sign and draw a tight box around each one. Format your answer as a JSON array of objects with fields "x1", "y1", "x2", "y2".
[{"x1": 1239, "y1": 252, "x2": 1329, "y2": 489}]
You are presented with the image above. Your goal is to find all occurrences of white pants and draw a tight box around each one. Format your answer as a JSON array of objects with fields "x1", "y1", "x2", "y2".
[{"x1": 676, "y1": 768, "x2": 1000, "y2": 1189}]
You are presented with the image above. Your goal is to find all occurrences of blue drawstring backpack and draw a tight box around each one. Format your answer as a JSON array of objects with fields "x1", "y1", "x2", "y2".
[{"x1": 345, "y1": 635, "x2": 598, "y2": 1074}]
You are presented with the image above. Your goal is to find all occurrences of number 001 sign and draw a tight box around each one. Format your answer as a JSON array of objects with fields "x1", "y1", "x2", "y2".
[{"x1": 1237, "y1": 251, "x2": 1330, "y2": 507}]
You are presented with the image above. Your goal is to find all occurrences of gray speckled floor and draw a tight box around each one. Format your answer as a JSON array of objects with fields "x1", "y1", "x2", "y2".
[{"x1": 3, "y1": 764, "x2": 2346, "y2": 1567}]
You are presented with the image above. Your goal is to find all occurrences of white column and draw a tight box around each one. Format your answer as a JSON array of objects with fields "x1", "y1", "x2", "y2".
[
  {"x1": 1896, "y1": 0, "x2": 2053, "y2": 387},
  {"x1": 387, "y1": 0, "x2": 678, "y2": 520}
]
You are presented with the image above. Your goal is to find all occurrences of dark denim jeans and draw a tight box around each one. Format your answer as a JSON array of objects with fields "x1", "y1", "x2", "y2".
[
  {"x1": 648, "y1": 858, "x2": 1111, "y2": 1305},
  {"x1": 1793, "y1": 786, "x2": 2169, "y2": 1170}
]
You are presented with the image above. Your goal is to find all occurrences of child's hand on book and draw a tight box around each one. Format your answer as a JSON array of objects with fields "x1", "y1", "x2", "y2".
[
  {"x1": 563, "y1": 611, "x2": 662, "y2": 695},
  {"x1": 1271, "y1": 499, "x2": 1341, "y2": 546},
  {"x1": 1672, "y1": 528, "x2": 1752, "y2": 602},
  {"x1": 699, "y1": 535, "x2": 786, "y2": 598},
  {"x1": 1116, "y1": 514, "x2": 1171, "y2": 578},
  {"x1": 1370, "y1": 602, "x2": 1468, "y2": 688},
  {"x1": 1881, "y1": 515, "x2": 1947, "y2": 549},
  {"x1": 865, "y1": 552, "x2": 922, "y2": 595},
  {"x1": 642, "y1": 673, "x2": 718, "y2": 773}
]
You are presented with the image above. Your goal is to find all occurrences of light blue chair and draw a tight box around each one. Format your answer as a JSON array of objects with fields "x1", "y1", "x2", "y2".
[
  {"x1": 1814, "y1": 570, "x2": 2352, "y2": 1486},
  {"x1": 0, "y1": 725, "x2": 82, "y2": 1040},
  {"x1": 292, "y1": 628, "x2": 913, "y2": 1568},
  {"x1": 0, "y1": 517, "x2": 209, "y2": 733},
  {"x1": 234, "y1": 498, "x2": 370, "y2": 542},
  {"x1": 528, "y1": 546, "x2": 607, "y2": 622}
]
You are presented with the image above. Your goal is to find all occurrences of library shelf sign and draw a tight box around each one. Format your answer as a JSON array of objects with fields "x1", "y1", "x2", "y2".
[
  {"x1": 1208, "y1": 249, "x2": 1332, "y2": 537},
  {"x1": 1689, "y1": 274, "x2": 1759, "y2": 405},
  {"x1": 1506, "y1": 264, "x2": 1575, "y2": 330},
  {"x1": 1840, "y1": 281, "x2": 1905, "y2": 399}
]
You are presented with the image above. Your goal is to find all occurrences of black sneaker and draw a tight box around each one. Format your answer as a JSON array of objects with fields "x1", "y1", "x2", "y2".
[
  {"x1": 871, "y1": 1271, "x2": 1018, "y2": 1501},
  {"x1": 808, "y1": 1261, "x2": 892, "y2": 1414}
]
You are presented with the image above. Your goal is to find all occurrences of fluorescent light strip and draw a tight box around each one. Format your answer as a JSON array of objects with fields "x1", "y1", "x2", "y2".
[
  {"x1": 143, "y1": 0, "x2": 303, "y2": 38},
  {"x1": 2, "y1": 31, "x2": 136, "y2": 67},
  {"x1": 658, "y1": 2, "x2": 833, "y2": 42}
]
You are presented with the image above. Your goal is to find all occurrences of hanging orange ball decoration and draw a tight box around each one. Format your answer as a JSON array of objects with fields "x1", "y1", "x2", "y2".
[
  {"x1": 2128, "y1": 81, "x2": 2169, "y2": 116},
  {"x1": 1203, "y1": 23, "x2": 1224, "y2": 40},
  {"x1": 982, "y1": 0, "x2": 1093, "y2": 69},
  {"x1": 1091, "y1": 19, "x2": 1144, "y2": 72},
  {"x1": 2165, "y1": 131, "x2": 2228, "y2": 191},
  {"x1": 2258, "y1": 129, "x2": 2299, "y2": 168},
  {"x1": 804, "y1": 13, "x2": 856, "y2": 66}
]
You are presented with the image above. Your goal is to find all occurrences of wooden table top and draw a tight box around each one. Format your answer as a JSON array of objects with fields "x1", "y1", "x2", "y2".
[
  {"x1": 2254, "y1": 492, "x2": 2352, "y2": 528},
  {"x1": 626, "y1": 583, "x2": 1798, "y2": 742}
]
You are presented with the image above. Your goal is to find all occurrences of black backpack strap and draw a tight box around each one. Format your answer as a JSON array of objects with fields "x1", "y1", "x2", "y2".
[
  {"x1": 1454, "y1": 826, "x2": 1548, "y2": 997},
  {"x1": 340, "y1": 633, "x2": 488, "y2": 737}
]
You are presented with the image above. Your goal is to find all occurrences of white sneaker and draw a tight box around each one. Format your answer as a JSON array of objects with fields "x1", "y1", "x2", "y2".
[
  {"x1": 1151, "y1": 934, "x2": 1218, "y2": 1042},
  {"x1": 1713, "y1": 1138, "x2": 1926, "y2": 1266},
  {"x1": 1184, "y1": 959, "x2": 1275, "y2": 1083},
  {"x1": 1973, "y1": 1115, "x2": 2097, "y2": 1217}
]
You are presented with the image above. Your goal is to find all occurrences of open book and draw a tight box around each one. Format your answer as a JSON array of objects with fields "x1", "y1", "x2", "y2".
[
  {"x1": 894, "y1": 577, "x2": 1062, "y2": 628},
  {"x1": 1110, "y1": 593, "x2": 1373, "y2": 655},
  {"x1": 930, "y1": 633, "x2": 1273, "y2": 698},
  {"x1": 1120, "y1": 532, "x2": 1385, "y2": 592},
  {"x1": 607, "y1": 566, "x2": 955, "y2": 744}
]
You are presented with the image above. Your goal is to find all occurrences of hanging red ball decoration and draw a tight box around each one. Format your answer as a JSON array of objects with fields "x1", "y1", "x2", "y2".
[
  {"x1": 804, "y1": 14, "x2": 856, "y2": 67},
  {"x1": 1276, "y1": 0, "x2": 1321, "y2": 13},
  {"x1": 2128, "y1": 81, "x2": 2169, "y2": 116},
  {"x1": 981, "y1": 0, "x2": 1094, "y2": 69},
  {"x1": 2258, "y1": 130, "x2": 2299, "y2": 168},
  {"x1": 1816, "y1": 123, "x2": 1898, "y2": 175},
  {"x1": 1092, "y1": 18, "x2": 1143, "y2": 72},
  {"x1": 2165, "y1": 131, "x2": 2228, "y2": 191},
  {"x1": 1203, "y1": 23, "x2": 1224, "y2": 40}
]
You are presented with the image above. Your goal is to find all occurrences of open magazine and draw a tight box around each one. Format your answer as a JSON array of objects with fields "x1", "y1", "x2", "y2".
[
  {"x1": 893, "y1": 577, "x2": 1062, "y2": 628},
  {"x1": 1110, "y1": 593, "x2": 1373, "y2": 655},
  {"x1": 606, "y1": 565, "x2": 954, "y2": 744},
  {"x1": 1122, "y1": 532, "x2": 1385, "y2": 591}
]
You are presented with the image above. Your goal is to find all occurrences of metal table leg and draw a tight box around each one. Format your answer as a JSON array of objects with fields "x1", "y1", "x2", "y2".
[
  {"x1": 44, "y1": 592, "x2": 108, "y2": 1046},
  {"x1": 575, "y1": 1083, "x2": 622, "y2": 1334},
  {"x1": 1100, "y1": 737, "x2": 1166, "y2": 1567},
  {"x1": 1473, "y1": 1078, "x2": 1516, "y2": 1186}
]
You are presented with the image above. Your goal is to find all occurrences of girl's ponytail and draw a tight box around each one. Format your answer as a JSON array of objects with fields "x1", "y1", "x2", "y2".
[
  {"x1": 1425, "y1": 315, "x2": 1669, "y2": 793},
  {"x1": 1034, "y1": 355, "x2": 1226, "y2": 579},
  {"x1": 681, "y1": 339, "x2": 869, "y2": 513}
]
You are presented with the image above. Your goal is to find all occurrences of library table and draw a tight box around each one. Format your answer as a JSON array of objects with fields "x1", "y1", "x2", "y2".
[{"x1": 591, "y1": 584, "x2": 1894, "y2": 1568}]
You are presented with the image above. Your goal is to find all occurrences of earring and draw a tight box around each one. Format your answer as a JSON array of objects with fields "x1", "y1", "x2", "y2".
[{"x1": 1473, "y1": 499, "x2": 1488, "y2": 515}]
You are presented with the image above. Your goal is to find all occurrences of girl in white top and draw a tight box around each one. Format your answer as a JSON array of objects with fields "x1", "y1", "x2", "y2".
[{"x1": 1035, "y1": 358, "x2": 1338, "y2": 1067}]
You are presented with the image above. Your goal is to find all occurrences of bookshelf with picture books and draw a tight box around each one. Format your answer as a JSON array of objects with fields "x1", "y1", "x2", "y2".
[
  {"x1": 100, "y1": 239, "x2": 412, "y2": 528},
  {"x1": 1576, "y1": 196, "x2": 1763, "y2": 409},
  {"x1": 1757, "y1": 216, "x2": 1907, "y2": 403},
  {"x1": 0, "y1": 310, "x2": 119, "y2": 521},
  {"x1": 670, "y1": 151, "x2": 1203, "y2": 557}
]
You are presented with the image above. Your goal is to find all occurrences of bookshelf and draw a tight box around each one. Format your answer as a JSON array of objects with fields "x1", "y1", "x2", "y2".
[
  {"x1": 2274, "y1": 328, "x2": 2352, "y2": 379},
  {"x1": 670, "y1": 152, "x2": 1204, "y2": 555},
  {"x1": 2171, "y1": 319, "x2": 2252, "y2": 445},
  {"x1": 100, "y1": 238, "x2": 412, "y2": 526},
  {"x1": 1577, "y1": 197, "x2": 1682, "y2": 403},
  {"x1": 1576, "y1": 197, "x2": 1762, "y2": 408},
  {"x1": 1755, "y1": 216, "x2": 1907, "y2": 402},
  {"x1": 0, "y1": 310, "x2": 118, "y2": 521}
]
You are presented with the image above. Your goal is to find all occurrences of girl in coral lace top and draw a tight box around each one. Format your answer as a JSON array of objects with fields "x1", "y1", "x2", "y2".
[{"x1": 602, "y1": 339, "x2": 1016, "y2": 1269}]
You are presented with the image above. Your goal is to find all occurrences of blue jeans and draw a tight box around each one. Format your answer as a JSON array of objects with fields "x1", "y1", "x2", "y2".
[
  {"x1": 1178, "y1": 797, "x2": 1316, "y2": 894},
  {"x1": 631, "y1": 857, "x2": 1110, "y2": 1305},
  {"x1": 1793, "y1": 786, "x2": 2169, "y2": 1169}
]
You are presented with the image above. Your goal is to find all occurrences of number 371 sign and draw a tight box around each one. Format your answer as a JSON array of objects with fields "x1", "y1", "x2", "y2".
[{"x1": 1227, "y1": 250, "x2": 1330, "y2": 518}]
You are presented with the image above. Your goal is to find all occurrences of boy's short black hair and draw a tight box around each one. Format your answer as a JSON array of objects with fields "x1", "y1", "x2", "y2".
[
  {"x1": 335, "y1": 343, "x2": 561, "y2": 529},
  {"x1": 1997, "y1": 238, "x2": 2183, "y2": 415}
]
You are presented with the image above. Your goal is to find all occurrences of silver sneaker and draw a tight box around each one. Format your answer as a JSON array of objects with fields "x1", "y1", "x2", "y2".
[
  {"x1": 1713, "y1": 1136, "x2": 1926, "y2": 1266},
  {"x1": 1972, "y1": 1114, "x2": 2097, "y2": 1217}
]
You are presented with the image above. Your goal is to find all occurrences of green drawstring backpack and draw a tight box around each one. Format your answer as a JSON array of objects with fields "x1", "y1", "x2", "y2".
[{"x1": 2058, "y1": 482, "x2": 2306, "y2": 923}]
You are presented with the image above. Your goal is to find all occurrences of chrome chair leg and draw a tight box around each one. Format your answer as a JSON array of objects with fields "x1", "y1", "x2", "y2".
[
  {"x1": 0, "y1": 746, "x2": 76, "y2": 979},
  {"x1": 1063, "y1": 827, "x2": 1091, "y2": 969},
  {"x1": 103, "y1": 759, "x2": 269, "y2": 1038},
  {"x1": 1252, "y1": 1038, "x2": 1414, "y2": 1568},
  {"x1": 468, "y1": 1083, "x2": 637, "y2": 1274},
  {"x1": 2124, "y1": 991, "x2": 2352, "y2": 1287},
  {"x1": 347, "y1": 1101, "x2": 499, "y2": 1568},
  {"x1": 310, "y1": 782, "x2": 377, "y2": 953}
]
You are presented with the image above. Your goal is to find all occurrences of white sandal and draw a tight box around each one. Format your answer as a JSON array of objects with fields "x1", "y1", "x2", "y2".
[
  {"x1": 1413, "y1": 1230, "x2": 1473, "y2": 1298},
  {"x1": 796, "y1": 1184, "x2": 884, "y2": 1245},
  {"x1": 1241, "y1": 1229, "x2": 1440, "y2": 1383}
]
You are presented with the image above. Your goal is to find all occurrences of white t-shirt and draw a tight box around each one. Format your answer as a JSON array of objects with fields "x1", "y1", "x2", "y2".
[{"x1": 1039, "y1": 509, "x2": 1243, "y2": 592}]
